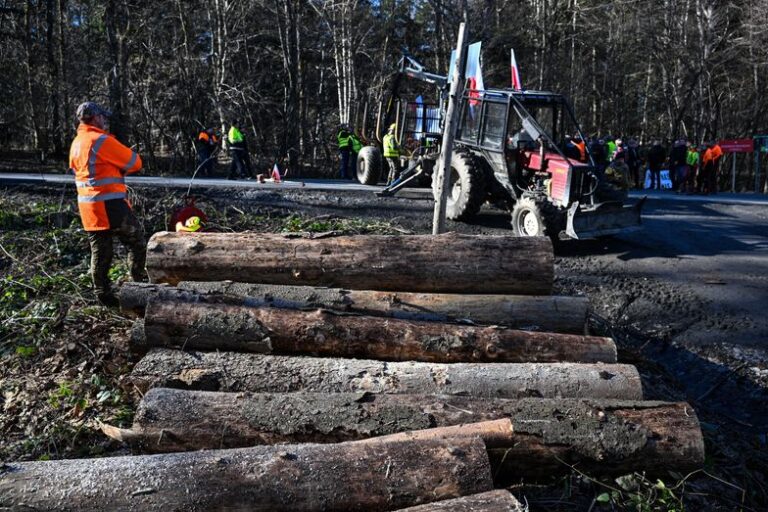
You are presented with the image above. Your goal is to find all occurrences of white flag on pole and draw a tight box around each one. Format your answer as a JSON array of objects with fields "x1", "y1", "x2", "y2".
[{"x1": 510, "y1": 49, "x2": 522, "y2": 90}]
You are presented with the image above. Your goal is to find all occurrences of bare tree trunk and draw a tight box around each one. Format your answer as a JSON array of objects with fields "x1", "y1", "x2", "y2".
[
  {"x1": 58, "y1": 0, "x2": 70, "y2": 139},
  {"x1": 275, "y1": 0, "x2": 301, "y2": 169},
  {"x1": 105, "y1": 0, "x2": 131, "y2": 142},
  {"x1": 22, "y1": 2, "x2": 42, "y2": 153},
  {"x1": 46, "y1": 0, "x2": 62, "y2": 157}
]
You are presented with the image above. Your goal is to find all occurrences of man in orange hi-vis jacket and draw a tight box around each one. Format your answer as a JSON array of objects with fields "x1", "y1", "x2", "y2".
[{"x1": 69, "y1": 102, "x2": 147, "y2": 307}]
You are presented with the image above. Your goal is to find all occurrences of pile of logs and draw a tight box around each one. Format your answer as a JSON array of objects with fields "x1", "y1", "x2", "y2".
[{"x1": 0, "y1": 232, "x2": 705, "y2": 511}]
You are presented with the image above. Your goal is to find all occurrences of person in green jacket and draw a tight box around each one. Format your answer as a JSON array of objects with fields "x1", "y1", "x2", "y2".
[
  {"x1": 605, "y1": 136, "x2": 617, "y2": 163},
  {"x1": 227, "y1": 122, "x2": 252, "y2": 180},
  {"x1": 383, "y1": 123, "x2": 401, "y2": 185}
]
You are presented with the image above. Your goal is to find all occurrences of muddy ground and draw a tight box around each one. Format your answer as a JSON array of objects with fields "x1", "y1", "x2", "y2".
[{"x1": 1, "y1": 182, "x2": 767, "y2": 510}]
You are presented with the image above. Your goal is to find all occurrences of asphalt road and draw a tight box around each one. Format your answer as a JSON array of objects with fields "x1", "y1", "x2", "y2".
[{"x1": 2, "y1": 172, "x2": 768, "y2": 205}]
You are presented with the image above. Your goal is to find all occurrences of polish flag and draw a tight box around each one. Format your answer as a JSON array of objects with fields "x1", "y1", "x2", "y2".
[
  {"x1": 510, "y1": 49, "x2": 522, "y2": 90},
  {"x1": 464, "y1": 42, "x2": 484, "y2": 107},
  {"x1": 271, "y1": 163, "x2": 281, "y2": 182}
]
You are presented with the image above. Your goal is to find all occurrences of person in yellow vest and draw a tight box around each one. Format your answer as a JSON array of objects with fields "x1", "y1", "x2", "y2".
[
  {"x1": 68, "y1": 101, "x2": 146, "y2": 308},
  {"x1": 685, "y1": 143, "x2": 699, "y2": 194},
  {"x1": 383, "y1": 123, "x2": 401, "y2": 186},
  {"x1": 227, "y1": 122, "x2": 252, "y2": 180}
]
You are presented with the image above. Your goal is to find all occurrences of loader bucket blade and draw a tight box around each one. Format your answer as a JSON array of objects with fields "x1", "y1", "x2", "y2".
[{"x1": 565, "y1": 197, "x2": 646, "y2": 240}]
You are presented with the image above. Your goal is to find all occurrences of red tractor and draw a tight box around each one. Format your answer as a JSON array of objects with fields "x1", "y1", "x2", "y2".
[{"x1": 356, "y1": 56, "x2": 644, "y2": 239}]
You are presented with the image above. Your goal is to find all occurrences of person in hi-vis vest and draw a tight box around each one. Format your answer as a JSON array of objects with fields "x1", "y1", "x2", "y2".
[
  {"x1": 68, "y1": 102, "x2": 147, "y2": 307},
  {"x1": 383, "y1": 124, "x2": 401, "y2": 186}
]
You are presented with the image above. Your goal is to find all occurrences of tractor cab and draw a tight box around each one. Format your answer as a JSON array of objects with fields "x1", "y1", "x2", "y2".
[{"x1": 455, "y1": 88, "x2": 596, "y2": 209}]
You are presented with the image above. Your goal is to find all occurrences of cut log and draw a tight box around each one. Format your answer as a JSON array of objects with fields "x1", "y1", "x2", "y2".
[
  {"x1": 119, "y1": 281, "x2": 588, "y2": 334},
  {"x1": 0, "y1": 438, "x2": 492, "y2": 512},
  {"x1": 104, "y1": 389, "x2": 704, "y2": 478},
  {"x1": 394, "y1": 490, "x2": 524, "y2": 511},
  {"x1": 144, "y1": 231, "x2": 554, "y2": 295},
  {"x1": 129, "y1": 349, "x2": 643, "y2": 400},
  {"x1": 135, "y1": 300, "x2": 615, "y2": 363}
]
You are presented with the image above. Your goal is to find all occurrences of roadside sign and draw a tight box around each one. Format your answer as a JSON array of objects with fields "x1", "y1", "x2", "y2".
[{"x1": 719, "y1": 139, "x2": 753, "y2": 153}]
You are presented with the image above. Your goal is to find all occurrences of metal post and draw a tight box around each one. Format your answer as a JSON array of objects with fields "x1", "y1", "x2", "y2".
[
  {"x1": 755, "y1": 140, "x2": 761, "y2": 193},
  {"x1": 731, "y1": 153, "x2": 736, "y2": 193},
  {"x1": 433, "y1": 22, "x2": 468, "y2": 235}
]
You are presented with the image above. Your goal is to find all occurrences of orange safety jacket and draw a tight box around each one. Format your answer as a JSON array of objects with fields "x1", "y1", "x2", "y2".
[
  {"x1": 69, "y1": 123, "x2": 142, "y2": 231},
  {"x1": 702, "y1": 145, "x2": 723, "y2": 166},
  {"x1": 198, "y1": 131, "x2": 219, "y2": 145}
]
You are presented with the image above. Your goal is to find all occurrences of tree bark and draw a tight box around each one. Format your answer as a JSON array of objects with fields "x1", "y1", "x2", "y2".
[
  {"x1": 394, "y1": 490, "x2": 523, "y2": 511},
  {"x1": 103, "y1": 389, "x2": 704, "y2": 478},
  {"x1": 357, "y1": 419, "x2": 514, "y2": 448},
  {"x1": 144, "y1": 232, "x2": 554, "y2": 295},
  {"x1": 129, "y1": 349, "x2": 643, "y2": 399},
  {"x1": 135, "y1": 300, "x2": 615, "y2": 363},
  {"x1": 119, "y1": 281, "x2": 589, "y2": 334},
  {"x1": 0, "y1": 438, "x2": 492, "y2": 512}
]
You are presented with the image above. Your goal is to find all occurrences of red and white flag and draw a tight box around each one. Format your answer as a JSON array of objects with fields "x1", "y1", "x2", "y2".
[{"x1": 510, "y1": 49, "x2": 522, "y2": 90}]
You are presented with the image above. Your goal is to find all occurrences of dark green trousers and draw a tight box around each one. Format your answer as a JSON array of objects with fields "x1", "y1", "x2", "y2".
[{"x1": 87, "y1": 211, "x2": 147, "y2": 297}]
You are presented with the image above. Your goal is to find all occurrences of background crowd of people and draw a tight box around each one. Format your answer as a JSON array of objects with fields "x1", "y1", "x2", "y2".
[{"x1": 567, "y1": 135, "x2": 725, "y2": 196}]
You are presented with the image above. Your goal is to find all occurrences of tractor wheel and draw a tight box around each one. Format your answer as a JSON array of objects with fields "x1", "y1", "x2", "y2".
[
  {"x1": 510, "y1": 197, "x2": 549, "y2": 237},
  {"x1": 356, "y1": 146, "x2": 382, "y2": 185},
  {"x1": 433, "y1": 151, "x2": 487, "y2": 220}
]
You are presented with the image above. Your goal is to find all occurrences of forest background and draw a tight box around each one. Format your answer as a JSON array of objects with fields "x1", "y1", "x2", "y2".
[{"x1": 1, "y1": 0, "x2": 766, "y2": 175}]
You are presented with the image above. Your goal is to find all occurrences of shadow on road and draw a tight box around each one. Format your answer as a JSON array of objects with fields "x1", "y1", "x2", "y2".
[{"x1": 555, "y1": 201, "x2": 768, "y2": 260}]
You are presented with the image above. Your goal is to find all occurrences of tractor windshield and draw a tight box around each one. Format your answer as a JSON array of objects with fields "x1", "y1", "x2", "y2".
[{"x1": 507, "y1": 95, "x2": 588, "y2": 161}]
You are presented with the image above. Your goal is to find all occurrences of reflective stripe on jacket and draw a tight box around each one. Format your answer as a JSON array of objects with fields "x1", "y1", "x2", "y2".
[
  {"x1": 383, "y1": 133, "x2": 399, "y2": 158},
  {"x1": 69, "y1": 123, "x2": 142, "y2": 231}
]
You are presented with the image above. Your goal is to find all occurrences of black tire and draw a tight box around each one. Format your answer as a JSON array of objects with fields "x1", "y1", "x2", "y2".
[
  {"x1": 433, "y1": 151, "x2": 487, "y2": 220},
  {"x1": 356, "y1": 146, "x2": 382, "y2": 185},
  {"x1": 510, "y1": 197, "x2": 548, "y2": 237}
]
